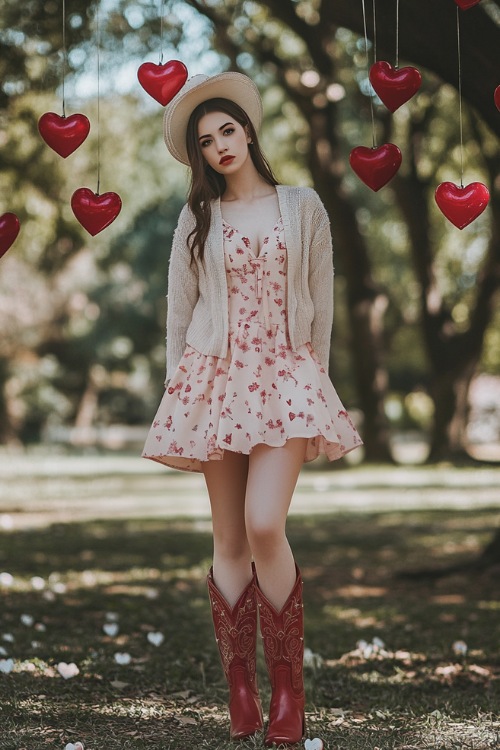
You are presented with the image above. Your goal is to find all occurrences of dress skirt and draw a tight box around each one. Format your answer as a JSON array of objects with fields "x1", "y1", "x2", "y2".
[{"x1": 142, "y1": 217, "x2": 362, "y2": 473}]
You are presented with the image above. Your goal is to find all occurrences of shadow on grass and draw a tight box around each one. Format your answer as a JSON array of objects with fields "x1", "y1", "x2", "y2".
[{"x1": 1, "y1": 510, "x2": 499, "y2": 749}]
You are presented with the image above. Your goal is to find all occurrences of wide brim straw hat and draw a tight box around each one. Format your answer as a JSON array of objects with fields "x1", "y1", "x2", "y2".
[{"x1": 163, "y1": 72, "x2": 263, "y2": 165}]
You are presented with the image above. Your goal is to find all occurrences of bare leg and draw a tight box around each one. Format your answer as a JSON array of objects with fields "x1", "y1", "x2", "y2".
[
  {"x1": 245, "y1": 438, "x2": 307, "y2": 610},
  {"x1": 202, "y1": 450, "x2": 252, "y2": 607}
]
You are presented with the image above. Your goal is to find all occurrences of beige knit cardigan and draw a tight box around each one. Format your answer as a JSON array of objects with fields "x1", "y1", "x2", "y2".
[{"x1": 165, "y1": 184, "x2": 334, "y2": 382}]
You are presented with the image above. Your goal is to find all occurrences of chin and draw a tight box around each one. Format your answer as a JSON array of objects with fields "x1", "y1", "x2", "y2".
[{"x1": 216, "y1": 162, "x2": 240, "y2": 175}]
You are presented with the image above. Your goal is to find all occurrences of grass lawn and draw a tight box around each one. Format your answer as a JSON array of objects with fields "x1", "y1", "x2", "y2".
[{"x1": 0, "y1": 468, "x2": 499, "y2": 749}]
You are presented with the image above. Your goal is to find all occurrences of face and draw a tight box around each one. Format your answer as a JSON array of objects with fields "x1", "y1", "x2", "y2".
[{"x1": 197, "y1": 110, "x2": 252, "y2": 174}]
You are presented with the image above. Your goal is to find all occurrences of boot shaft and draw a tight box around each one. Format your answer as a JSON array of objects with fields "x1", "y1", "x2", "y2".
[
  {"x1": 255, "y1": 565, "x2": 304, "y2": 695},
  {"x1": 207, "y1": 568, "x2": 259, "y2": 687},
  {"x1": 207, "y1": 567, "x2": 264, "y2": 740},
  {"x1": 255, "y1": 564, "x2": 306, "y2": 745}
]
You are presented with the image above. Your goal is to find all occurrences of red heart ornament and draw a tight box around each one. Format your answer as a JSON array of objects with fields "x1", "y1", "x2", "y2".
[
  {"x1": 454, "y1": 0, "x2": 481, "y2": 8},
  {"x1": 349, "y1": 143, "x2": 402, "y2": 191},
  {"x1": 0, "y1": 212, "x2": 21, "y2": 258},
  {"x1": 369, "y1": 61, "x2": 422, "y2": 112},
  {"x1": 435, "y1": 182, "x2": 490, "y2": 229},
  {"x1": 137, "y1": 59, "x2": 188, "y2": 106},
  {"x1": 71, "y1": 188, "x2": 122, "y2": 236},
  {"x1": 38, "y1": 112, "x2": 90, "y2": 158},
  {"x1": 495, "y1": 85, "x2": 500, "y2": 112}
]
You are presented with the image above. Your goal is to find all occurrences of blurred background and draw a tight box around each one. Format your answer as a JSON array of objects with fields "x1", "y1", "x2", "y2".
[{"x1": 1, "y1": 0, "x2": 499, "y2": 466}]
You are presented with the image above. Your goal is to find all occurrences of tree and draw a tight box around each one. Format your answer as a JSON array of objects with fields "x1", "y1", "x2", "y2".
[
  {"x1": 1, "y1": 0, "x2": 499, "y2": 461},
  {"x1": 323, "y1": 0, "x2": 500, "y2": 138},
  {"x1": 175, "y1": 0, "x2": 500, "y2": 461},
  {"x1": 0, "y1": 2, "x2": 187, "y2": 442},
  {"x1": 393, "y1": 105, "x2": 500, "y2": 461}
]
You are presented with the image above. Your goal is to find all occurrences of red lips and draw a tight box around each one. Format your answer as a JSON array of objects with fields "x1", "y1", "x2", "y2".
[{"x1": 219, "y1": 155, "x2": 235, "y2": 165}]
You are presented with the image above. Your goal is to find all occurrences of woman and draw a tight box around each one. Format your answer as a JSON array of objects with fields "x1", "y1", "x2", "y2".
[{"x1": 143, "y1": 71, "x2": 362, "y2": 746}]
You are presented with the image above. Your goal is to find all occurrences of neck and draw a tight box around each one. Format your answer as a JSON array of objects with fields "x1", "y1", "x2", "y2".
[{"x1": 222, "y1": 156, "x2": 272, "y2": 202}]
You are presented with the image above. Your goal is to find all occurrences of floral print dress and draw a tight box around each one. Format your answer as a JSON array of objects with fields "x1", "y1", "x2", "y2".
[{"x1": 142, "y1": 216, "x2": 362, "y2": 472}]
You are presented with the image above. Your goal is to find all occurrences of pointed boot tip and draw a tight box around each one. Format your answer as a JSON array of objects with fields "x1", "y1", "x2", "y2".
[{"x1": 231, "y1": 723, "x2": 264, "y2": 740}]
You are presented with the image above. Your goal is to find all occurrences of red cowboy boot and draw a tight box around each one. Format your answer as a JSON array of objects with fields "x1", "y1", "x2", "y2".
[
  {"x1": 207, "y1": 567, "x2": 264, "y2": 739},
  {"x1": 255, "y1": 565, "x2": 305, "y2": 747}
]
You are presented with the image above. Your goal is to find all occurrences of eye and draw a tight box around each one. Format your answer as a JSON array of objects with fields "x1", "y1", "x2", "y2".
[
  {"x1": 223, "y1": 127, "x2": 235, "y2": 136},
  {"x1": 200, "y1": 138, "x2": 212, "y2": 148}
]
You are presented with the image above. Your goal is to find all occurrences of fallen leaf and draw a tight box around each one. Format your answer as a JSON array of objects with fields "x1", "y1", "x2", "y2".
[
  {"x1": 177, "y1": 716, "x2": 197, "y2": 726},
  {"x1": 435, "y1": 664, "x2": 461, "y2": 678},
  {"x1": 469, "y1": 664, "x2": 490, "y2": 677},
  {"x1": 110, "y1": 680, "x2": 129, "y2": 689}
]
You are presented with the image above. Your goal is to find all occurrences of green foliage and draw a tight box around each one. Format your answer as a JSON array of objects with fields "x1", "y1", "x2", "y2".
[
  {"x1": 0, "y1": 0, "x2": 196, "y2": 441},
  {"x1": 1, "y1": 0, "x2": 499, "y2": 450}
]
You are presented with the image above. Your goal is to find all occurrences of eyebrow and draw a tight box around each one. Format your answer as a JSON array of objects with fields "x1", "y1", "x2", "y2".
[{"x1": 198, "y1": 122, "x2": 233, "y2": 141}]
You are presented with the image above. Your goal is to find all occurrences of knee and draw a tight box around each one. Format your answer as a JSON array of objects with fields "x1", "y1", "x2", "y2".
[
  {"x1": 245, "y1": 515, "x2": 284, "y2": 557},
  {"x1": 213, "y1": 529, "x2": 250, "y2": 563}
]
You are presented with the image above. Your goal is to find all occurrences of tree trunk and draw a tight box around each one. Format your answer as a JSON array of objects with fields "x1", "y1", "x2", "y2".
[
  {"x1": 428, "y1": 367, "x2": 476, "y2": 462},
  {"x1": 0, "y1": 360, "x2": 21, "y2": 446},
  {"x1": 307, "y1": 110, "x2": 392, "y2": 461},
  {"x1": 392, "y1": 99, "x2": 500, "y2": 462},
  {"x1": 478, "y1": 529, "x2": 500, "y2": 568},
  {"x1": 72, "y1": 373, "x2": 100, "y2": 447}
]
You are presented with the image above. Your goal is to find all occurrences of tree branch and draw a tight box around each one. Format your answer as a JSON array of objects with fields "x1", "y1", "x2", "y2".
[{"x1": 322, "y1": 0, "x2": 500, "y2": 137}]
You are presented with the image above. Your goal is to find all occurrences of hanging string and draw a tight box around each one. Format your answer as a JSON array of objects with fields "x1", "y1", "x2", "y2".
[
  {"x1": 395, "y1": 0, "x2": 400, "y2": 69},
  {"x1": 96, "y1": 0, "x2": 101, "y2": 195},
  {"x1": 62, "y1": 0, "x2": 66, "y2": 117},
  {"x1": 456, "y1": 7, "x2": 464, "y2": 188},
  {"x1": 361, "y1": 0, "x2": 377, "y2": 148},
  {"x1": 159, "y1": 0, "x2": 164, "y2": 64},
  {"x1": 372, "y1": 0, "x2": 377, "y2": 63}
]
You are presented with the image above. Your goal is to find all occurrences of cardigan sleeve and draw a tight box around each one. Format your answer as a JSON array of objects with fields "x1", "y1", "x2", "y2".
[
  {"x1": 165, "y1": 204, "x2": 199, "y2": 383},
  {"x1": 308, "y1": 194, "x2": 334, "y2": 369}
]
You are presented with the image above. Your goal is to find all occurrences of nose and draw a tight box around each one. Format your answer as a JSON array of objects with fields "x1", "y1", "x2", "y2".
[{"x1": 215, "y1": 138, "x2": 227, "y2": 154}]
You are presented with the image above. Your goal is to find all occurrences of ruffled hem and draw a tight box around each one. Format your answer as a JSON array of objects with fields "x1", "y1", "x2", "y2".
[
  {"x1": 142, "y1": 328, "x2": 363, "y2": 473},
  {"x1": 143, "y1": 431, "x2": 361, "y2": 473}
]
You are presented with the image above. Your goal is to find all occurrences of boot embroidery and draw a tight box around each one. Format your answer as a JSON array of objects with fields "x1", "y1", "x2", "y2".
[
  {"x1": 209, "y1": 587, "x2": 258, "y2": 690},
  {"x1": 258, "y1": 591, "x2": 304, "y2": 693},
  {"x1": 207, "y1": 570, "x2": 264, "y2": 739}
]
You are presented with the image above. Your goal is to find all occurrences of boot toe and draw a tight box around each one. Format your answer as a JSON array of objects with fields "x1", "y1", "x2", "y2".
[{"x1": 231, "y1": 722, "x2": 264, "y2": 740}]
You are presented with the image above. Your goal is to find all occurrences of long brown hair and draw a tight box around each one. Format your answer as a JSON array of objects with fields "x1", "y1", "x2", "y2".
[{"x1": 185, "y1": 97, "x2": 279, "y2": 264}]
